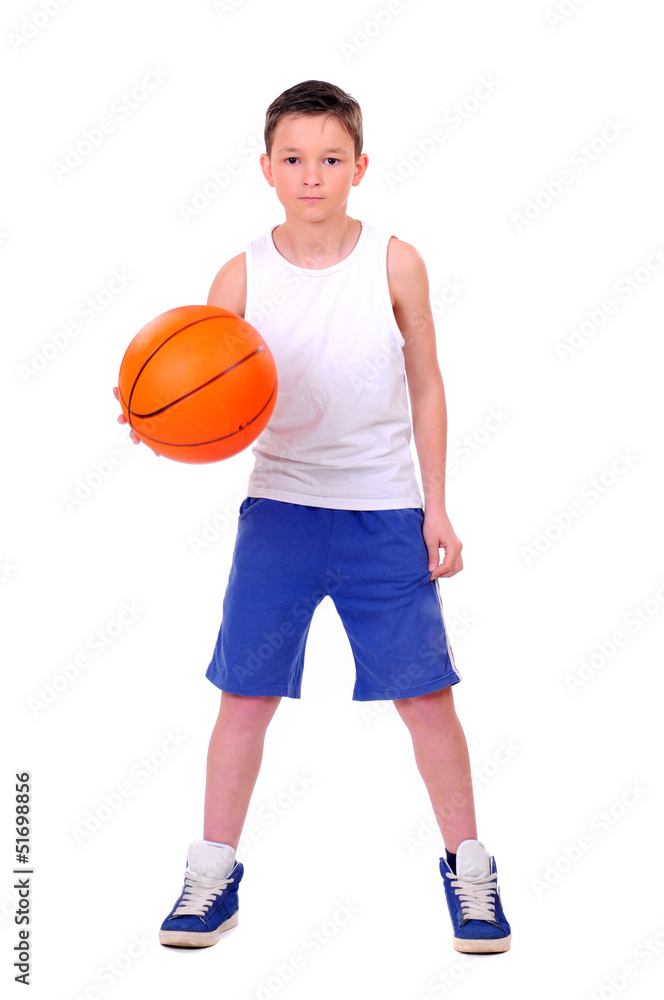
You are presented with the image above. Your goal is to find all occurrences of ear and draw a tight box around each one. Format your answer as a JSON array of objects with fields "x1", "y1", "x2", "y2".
[
  {"x1": 351, "y1": 153, "x2": 369, "y2": 187},
  {"x1": 260, "y1": 153, "x2": 275, "y2": 188}
]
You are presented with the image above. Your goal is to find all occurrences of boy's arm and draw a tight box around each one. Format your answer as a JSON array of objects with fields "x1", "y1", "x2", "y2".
[
  {"x1": 207, "y1": 251, "x2": 247, "y2": 315},
  {"x1": 387, "y1": 237, "x2": 463, "y2": 579}
]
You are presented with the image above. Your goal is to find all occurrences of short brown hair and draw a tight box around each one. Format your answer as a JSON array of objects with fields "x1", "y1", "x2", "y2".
[{"x1": 264, "y1": 80, "x2": 363, "y2": 161}]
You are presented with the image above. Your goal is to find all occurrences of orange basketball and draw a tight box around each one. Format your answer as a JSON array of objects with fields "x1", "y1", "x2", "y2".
[{"x1": 117, "y1": 305, "x2": 278, "y2": 463}]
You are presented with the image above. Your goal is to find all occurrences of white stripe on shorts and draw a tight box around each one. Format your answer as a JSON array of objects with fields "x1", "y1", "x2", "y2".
[{"x1": 434, "y1": 577, "x2": 462, "y2": 679}]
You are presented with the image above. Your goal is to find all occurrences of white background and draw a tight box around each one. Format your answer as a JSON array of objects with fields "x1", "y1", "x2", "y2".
[{"x1": 3, "y1": 1, "x2": 663, "y2": 998}]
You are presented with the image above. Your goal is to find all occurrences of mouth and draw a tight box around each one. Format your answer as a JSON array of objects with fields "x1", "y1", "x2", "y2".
[{"x1": 300, "y1": 197, "x2": 323, "y2": 201}]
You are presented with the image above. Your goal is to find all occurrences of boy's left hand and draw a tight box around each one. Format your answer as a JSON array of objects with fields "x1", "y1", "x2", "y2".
[{"x1": 422, "y1": 509, "x2": 463, "y2": 580}]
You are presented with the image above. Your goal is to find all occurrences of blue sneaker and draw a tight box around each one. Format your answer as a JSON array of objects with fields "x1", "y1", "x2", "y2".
[
  {"x1": 439, "y1": 839, "x2": 511, "y2": 953},
  {"x1": 159, "y1": 841, "x2": 243, "y2": 948}
]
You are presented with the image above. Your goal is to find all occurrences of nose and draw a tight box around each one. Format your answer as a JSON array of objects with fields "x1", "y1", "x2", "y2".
[{"x1": 302, "y1": 163, "x2": 321, "y2": 187}]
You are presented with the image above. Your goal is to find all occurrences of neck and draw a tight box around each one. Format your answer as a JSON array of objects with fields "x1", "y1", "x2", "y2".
[{"x1": 272, "y1": 213, "x2": 361, "y2": 269}]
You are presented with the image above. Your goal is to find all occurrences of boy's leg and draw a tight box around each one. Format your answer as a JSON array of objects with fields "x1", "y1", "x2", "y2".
[
  {"x1": 392, "y1": 685, "x2": 477, "y2": 853},
  {"x1": 204, "y1": 691, "x2": 282, "y2": 848}
]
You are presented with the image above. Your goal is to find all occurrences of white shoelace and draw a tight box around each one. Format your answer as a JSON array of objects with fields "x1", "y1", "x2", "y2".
[
  {"x1": 173, "y1": 868, "x2": 235, "y2": 917},
  {"x1": 446, "y1": 870, "x2": 499, "y2": 922}
]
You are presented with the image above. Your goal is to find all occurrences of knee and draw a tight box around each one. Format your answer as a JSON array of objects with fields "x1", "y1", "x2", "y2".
[
  {"x1": 393, "y1": 686, "x2": 455, "y2": 726},
  {"x1": 220, "y1": 692, "x2": 281, "y2": 727}
]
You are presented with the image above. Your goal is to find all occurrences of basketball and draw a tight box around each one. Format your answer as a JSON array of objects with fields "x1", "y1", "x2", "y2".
[{"x1": 117, "y1": 305, "x2": 278, "y2": 463}]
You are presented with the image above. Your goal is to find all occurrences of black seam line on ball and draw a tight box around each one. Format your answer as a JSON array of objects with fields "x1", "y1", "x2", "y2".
[
  {"x1": 135, "y1": 379, "x2": 277, "y2": 446},
  {"x1": 127, "y1": 315, "x2": 258, "y2": 419},
  {"x1": 130, "y1": 343, "x2": 267, "y2": 419},
  {"x1": 127, "y1": 316, "x2": 215, "y2": 419}
]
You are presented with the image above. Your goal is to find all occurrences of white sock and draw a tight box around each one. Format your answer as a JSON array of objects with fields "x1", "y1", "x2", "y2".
[{"x1": 187, "y1": 840, "x2": 236, "y2": 879}]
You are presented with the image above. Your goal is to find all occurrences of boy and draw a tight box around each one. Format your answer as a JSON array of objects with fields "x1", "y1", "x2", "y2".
[{"x1": 114, "y1": 80, "x2": 511, "y2": 954}]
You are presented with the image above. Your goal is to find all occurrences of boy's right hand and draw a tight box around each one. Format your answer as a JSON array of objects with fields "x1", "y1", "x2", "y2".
[
  {"x1": 113, "y1": 387, "x2": 161, "y2": 456},
  {"x1": 112, "y1": 386, "x2": 141, "y2": 447}
]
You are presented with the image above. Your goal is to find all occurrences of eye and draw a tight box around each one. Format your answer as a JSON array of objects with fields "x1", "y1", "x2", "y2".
[
  {"x1": 326, "y1": 158, "x2": 339, "y2": 165},
  {"x1": 285, "y1": 157, "x2": 298, "y2": 164}
]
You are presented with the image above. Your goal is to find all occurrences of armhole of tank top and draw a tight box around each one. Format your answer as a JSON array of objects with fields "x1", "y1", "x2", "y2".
[
  {"x1": 243, "y1": 242, "x2": 254, "y2": 322},
  {"x1": 381, "y1": 233, "x2": 406, "y2": 349}
]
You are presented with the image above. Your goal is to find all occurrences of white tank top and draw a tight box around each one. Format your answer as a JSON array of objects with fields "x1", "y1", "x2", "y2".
[{"x1": 244, "y1": 219, "x2": 423, "y2": 510}]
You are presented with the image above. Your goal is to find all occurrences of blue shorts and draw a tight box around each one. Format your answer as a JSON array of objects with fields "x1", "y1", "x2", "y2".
[{"x1": 205, "y1": 497, "x2": 461, "y2": 701}]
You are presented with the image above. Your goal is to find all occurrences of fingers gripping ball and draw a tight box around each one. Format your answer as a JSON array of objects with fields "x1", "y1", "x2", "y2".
[{"x1": 117, "y1": 305, "x2": 278, "y2": 463}]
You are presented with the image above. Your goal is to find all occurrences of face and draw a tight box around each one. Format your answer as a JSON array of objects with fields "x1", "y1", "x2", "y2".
[{"x1": 260, "y1": 113, "x2": 369, "y2": 222}]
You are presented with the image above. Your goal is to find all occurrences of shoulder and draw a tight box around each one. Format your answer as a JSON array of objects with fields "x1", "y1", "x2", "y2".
[
  {"x1": 385, "y1": 237, "x2": 429, "y2": 307},
  {"x1": 207, "y1": 251, "x2": 247, "y2": 317}
]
